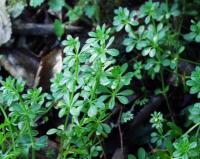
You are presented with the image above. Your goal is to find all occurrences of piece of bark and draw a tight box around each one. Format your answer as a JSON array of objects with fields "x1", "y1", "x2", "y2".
[
  {"x1": 112, "y1": 148, "x2": 124, "y2": 159},
  {"x1": 0, "y1": 48, "x2": 39, "y2": 86},
  {"x1": 0, "y1": 47, "x2": 62, "y2": 90},
  {"x1": 0, "y1": 0, "x2": 12, "y2": 45}
]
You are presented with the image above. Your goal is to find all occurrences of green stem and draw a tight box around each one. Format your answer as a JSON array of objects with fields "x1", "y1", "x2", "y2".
[
  {"x1": 90, "y1": 64, "x2": 101, "y2": 101},
  {"x1": 100, "y1": 113, "x2": 113, "y2": 123},
  {"x1": 164, "y1": 67, "x2": 190, "y2": 79},
  {"x1": 64, "y1": 3, "x2": 92, "y2": 26},
  {"x1": 35, "y1": 101, "x2": 56, "y2": 123},
  {"x1": 0, "y1": 105, "x2": 16, "y2": 151},
  {"x1": 11, "y1": 85, "x2": 36, "y2": 159},
  {"x1": 17, "y1": 95, "x2": 35, "y2": 159},
  {"x1": 64, "y1": 50, "x2": 79, "y2": 129},
  {"x1": 165, "y1": 0, "x2": 168, "y2": 10},
  {"x1": 184, "y1": 122, "x2": 200, "y2": 136},
  {"x1": 165, "y1": 0, "x2": 170, "y2": 26},
  {"x1": 195, "y1": 125, "x2": 200, "y2": 138},
  {"x1": 60, "y1": 47, "x2": 80, "y2": 159},
  {"x1": 23, "y1": 106, "x2": 35, "y2": 159},
  {"x1": 177, "y1": 0, "x2": 186, "y2": 33},
  {"x1": 160, "y1": 70, "x2": 174, "y2": 121},
  {"x1": 179, "y1": 57, "x2": 200, "y2": 65}
]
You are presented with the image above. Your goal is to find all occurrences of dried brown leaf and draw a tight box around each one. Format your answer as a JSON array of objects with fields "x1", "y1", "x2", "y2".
[{"x1": 34, "y1": 48, "x2": 63, "y2": 91}]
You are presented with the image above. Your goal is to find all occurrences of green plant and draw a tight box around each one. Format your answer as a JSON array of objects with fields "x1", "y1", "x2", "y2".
[
  {"x1": 147, "y1": 110, "x2": 200, "y2": 159},
  {"x1": 8, "y1": 0, "x2": 100, "y2": 24},
  {"x1": 140, "y1": 1, "x2": 161, "y2": 24},
  {"x1": 2, "y1": 0, "x2": 200, "y2": 158},
  {"x1": 150, "y1": 111, "x2": 164, "y2": 130},
  {"x1": 46, "y1": 25, "x2": 133, "y2": 158},
  {"x1": 189, "y1": 102, "x2": 200, "y2": 123},
  {"x1": 7, "y1": 0, "x2": 65, "y2": 18},
  {"x1": 133, "y1": 97, "x2": 149, "y2": 107},
  {"x1": 128, "y1": 147, "x2": 147, "y2": 159},
  {"x1": 121, "y1": 111, "x2": 134, "y2": 123},
  {"x1": 53, "y1": 19, "x2": 65, "y2": 37},
  {"x1": 29, "y1": 0, "x2": 65, "y2": 11},
  {"x1": 186, "y1": 66, "x2": 200, "y2": 98},
  {"x1": 0, "y1": 77, "x2": 49, "y2": 159},
  {"x1": 173, "y1": 136, "x2": 197, "y2": 159},
  {"x1": 128, "y1": 62, "x2": 200, "y2": 158},
  {"x1": 47, "y1": 0, "x2": 65, "y2": 11},
  {"x1": 113, "y1": 0, "x2": 182, "y2": 81},
  {"x1": 30, "y1": 0, "x2": 44, "y2": 7},
  {"x1": 184, "y1": 20, "x2": 200, "y2": 42},
  {"x1": 113, "y1": 1, "x2": 184, "y2": 124},
  {"x1": 66, "y1": 0, "x2": 100, "y2": 23},
  {"x1": 113, "y1": 7, "x2": 138, "y2": 32},
  {"x1": 123, "y1": 25, "x2": 146, "y2": 53},
  {"x1": 7, "y1": 0, "x2": 26, "y2": 18}
]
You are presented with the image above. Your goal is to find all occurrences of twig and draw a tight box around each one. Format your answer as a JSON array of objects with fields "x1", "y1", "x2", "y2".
[
  {"x1": 98, "y1": 137, "x2": 107, "y2": 159},
  {"x1": 13, "y1": 22, "x2": 83, "y2": 36},
  {"x1": 117, "y1": 107, "x2": 124, "y2": 159}
]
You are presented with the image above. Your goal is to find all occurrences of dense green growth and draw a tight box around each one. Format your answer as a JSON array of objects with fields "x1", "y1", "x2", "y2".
[
  {"x1": 1, "y1": 0, "x2": 200, "y2": 158},
  {"x1": 8, "y1": 0, "x2": 99, "y2": 23}
]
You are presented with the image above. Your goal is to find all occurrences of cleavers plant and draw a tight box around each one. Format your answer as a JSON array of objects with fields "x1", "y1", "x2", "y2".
[
  {"x1": 114, "y1": 0, "x2": 200, "y2": 159},
  {"x1": 1, "y1": 0, "x2": 200, "y2": 158},
  {"x1": 47, "y1": 25, "x2": 134, "y2": 158},
  {"x1": 0, "y1": 77, "x2": 49, "y2": 159},
  {"x1": 0, "y1": 24, "x2": 134, "y2": 158}
]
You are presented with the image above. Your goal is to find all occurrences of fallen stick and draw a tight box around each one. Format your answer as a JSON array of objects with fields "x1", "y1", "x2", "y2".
[{"x1": 13, "y1": 22, "x2": 83, "y2": 36}]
